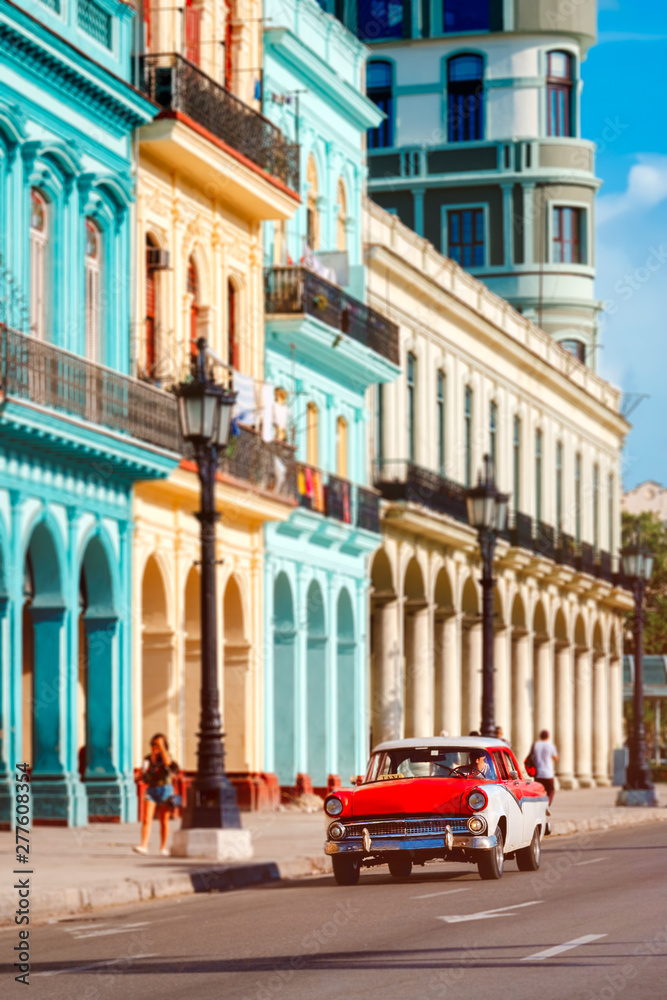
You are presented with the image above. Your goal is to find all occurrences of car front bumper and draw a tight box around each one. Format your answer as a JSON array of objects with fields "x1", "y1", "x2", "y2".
[{"x1": 325, "y1": 833, "x2": 498, "y2": 855}]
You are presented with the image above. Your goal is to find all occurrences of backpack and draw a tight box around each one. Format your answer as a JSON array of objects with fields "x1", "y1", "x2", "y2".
[{"x1": 524, "y1": 744, "x2": 537, "y2": 778}]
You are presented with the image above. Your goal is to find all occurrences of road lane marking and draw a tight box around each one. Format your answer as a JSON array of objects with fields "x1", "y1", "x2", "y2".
[
  {"x1": 70, "y1": 921, "x2": 150, "y2": 940},
  {"x1": 573, "y1": 858, "x2": 608, "y2": 866},
  {"x1": 522, "y1": 934, "x2": 607, "y2": 961},
  {"x1": 413, "y1": 888, "x2": 467, "y2": 899},
  {"x1": 438, "y1": 901, "x2": 543, "y2": 923},
  {"x1": 35, "y1": 955, "x2": 158, "y2": 977}
]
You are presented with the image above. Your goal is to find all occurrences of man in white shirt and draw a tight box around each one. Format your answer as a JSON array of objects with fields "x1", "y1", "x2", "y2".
[{"x1": 533, "y1": 729, "x2": 558, "y2": 805}]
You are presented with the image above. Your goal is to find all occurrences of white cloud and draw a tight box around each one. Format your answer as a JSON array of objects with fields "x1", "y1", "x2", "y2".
[{"x1": 597, "y1": 156, "x2": 667, "y2": 225}]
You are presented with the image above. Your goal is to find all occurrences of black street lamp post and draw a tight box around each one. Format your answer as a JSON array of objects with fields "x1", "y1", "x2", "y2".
[
  {"x1": 466, "y1": 454, "x2": 509, "y2": 739},
  {"x1": 617, "y1": 527, "x2": 657, "y2": 806},
  {"x1": 174, "y1": 338, "x2": 244, "y2": 833}
]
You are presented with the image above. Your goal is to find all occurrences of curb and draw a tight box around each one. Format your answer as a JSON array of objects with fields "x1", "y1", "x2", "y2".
[{"x1": 2, "y1": 809, "x2": 666, "y2": 926}]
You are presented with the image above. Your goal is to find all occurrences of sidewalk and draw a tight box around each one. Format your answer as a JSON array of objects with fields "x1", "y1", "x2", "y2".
[{"x1": 2, "y1": 785, "x2": 665, "y2": 926}]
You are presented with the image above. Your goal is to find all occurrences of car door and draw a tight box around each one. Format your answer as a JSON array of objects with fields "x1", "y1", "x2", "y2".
[
  {"x1": 491, "y1": 750, "x2": 524, "y2": 850},
  {"x1": 502, "y1": 749, "x2": 540, "y2": 844}
]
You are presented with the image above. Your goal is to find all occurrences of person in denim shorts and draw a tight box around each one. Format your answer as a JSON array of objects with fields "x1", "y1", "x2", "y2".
[{"x1": 133, "y1": 733, "x2": 179, "y2": 856}]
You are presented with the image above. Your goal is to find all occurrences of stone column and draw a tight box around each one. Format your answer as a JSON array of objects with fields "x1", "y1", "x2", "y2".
[
  {"x1": 462, "y1": 621, "x2": 482, "y2": 735},
  {"x1": 371, "y1": 599, "x2": 401, "y2": 744},
  {"x1": 534, "y1": 638, "x2": 554, "y2": 736},
  {"x1": 511, "y1": 629, "x2": 533, "y2": 760},
  {"x1": 434, "y1": 611, "x2": 461, "y2": 737},
  {"x1": 84, "y1": 615, "x2": 122, "y2": 819},
  {"x1": 555, "y1": 641, "x2": 576, "y2": 788},
  {"x1": 404, "y1": 606, "x2": 431, "y2": 738},
  {"x1": 575, "y1": 647, "x2": 594, "y2": 787},
  {"x1": 494, "y1": 625, "x2": 510, "y2": 733},
  {"x1": 609, "y1": 655, "x2": 624, "y2": 756},
  {"x1": 593, "y1": 653, "x2": 611, "y2": 785}
]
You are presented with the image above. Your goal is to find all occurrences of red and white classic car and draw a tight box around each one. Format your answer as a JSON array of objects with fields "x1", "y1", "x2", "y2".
[{"x1": 324, "y1": 737, "x2": 548, "y2": 885}]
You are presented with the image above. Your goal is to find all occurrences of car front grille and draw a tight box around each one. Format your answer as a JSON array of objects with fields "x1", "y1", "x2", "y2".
[{"x1": 344, "y1": 816, "x2": 469, "y2": 838}]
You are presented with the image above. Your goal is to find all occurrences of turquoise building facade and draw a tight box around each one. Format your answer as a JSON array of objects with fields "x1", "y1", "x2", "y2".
[
  {"x1": 0, "y1": 0, "x2": 179, "y2": 825},
  {"x1": 262, "y1": 0, "x2": 399, "y2": 791}
]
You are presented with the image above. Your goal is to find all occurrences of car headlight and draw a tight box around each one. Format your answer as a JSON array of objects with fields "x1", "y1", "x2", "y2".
[
  {"x1": 467, "y1": 789, "x2": 488, "y2": 811},
  {"x1": 468, "y1": 815, "x2": 486, "y2": 834},
  {"x1": 328, "y1": 821, "x2": 346, "y2": 840},
  {"x1": 324, "y1": 796, "x2": 343, "y2": 817}
]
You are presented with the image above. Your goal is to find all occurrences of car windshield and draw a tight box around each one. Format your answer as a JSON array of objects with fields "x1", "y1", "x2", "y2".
[{"x1": 363, "y1": 747, "x2": 497, "y2": 782}]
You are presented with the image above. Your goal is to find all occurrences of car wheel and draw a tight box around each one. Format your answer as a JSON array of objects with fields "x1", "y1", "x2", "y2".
[
  {"x1": 388, "y1": 855, "x2": 412, "y2": 879},
  {"x1": 478, "y1": 827, "x2": 504, "y2": 880},
  {"x1": 516, "y1": 827, "x2": 541, "y2": 871},
  {"x1": 332, "y1": 854, "x2": 361, "y2": 886}
]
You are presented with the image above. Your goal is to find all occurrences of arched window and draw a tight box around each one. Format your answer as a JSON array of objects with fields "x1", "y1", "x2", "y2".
[
  {"x1": 187, "y1": 257, "x2": 198, "y2": 357},
  {"x1": 535, "y1": 428, "x2": 543, "y2": 525},
  {"x1": 464, "y1": 384, "x2": 473, "y2": 487},
  {"x1": 448, "y1": 54, "x2": 484, "y2": 143},
  {"x1": 556, "y1": 440, "x2": 563, "y2": 530},
  {"x1": 547, "y1": 51, "x2": 573, "y2": 137},
  {"x1": 560, "y1": 338, "x2": 586, "y2": 364},
  {"x1": 306, "y1": 155, "x2": 319, "y2": 250},
  {"x1": 30, "y1": 189, "x2": 48, "y2": 341},
  {"x1": 336, "y1": 178, "x2": 347, "y2": 252},
  {"x1": 367, "y1": 61, "x2": 394, "y2": 149},
  {"x1": 358, "y1": 0, "x2": 404, "y2": 41},
  {"x1": 443, "y1": 0, "x2": 489, "y2": 33},
  {"x1": 85, "y1": 219, "x2": 102, "y2": 362},
  {"x1": 513, "y1": 415, "x2": 521, "y2": 513},
  {"x1": 437, "y1": 370, "x2": 446, "y2": 474},
  {"x1": 407, "y1": 351, "x2": 416, "y2": 463},
  {"x1": 306, "y1": 402, "x2": 318, "y2": 466},
  {"x1": 145, "y1": 235, "x2": 157, "y2": 376},
  {"x1": 227, "y1": 280, "x2": 238, "y2": 368},
  {"x1": 575, "y1": 452, "x2": 582, "y2": 544},
  {"x1": 336, "y1": 416, "x2": 348, "y2": 478},
  {"x1": 489, "y1": 400, "x2": 497, "y2": 477}
]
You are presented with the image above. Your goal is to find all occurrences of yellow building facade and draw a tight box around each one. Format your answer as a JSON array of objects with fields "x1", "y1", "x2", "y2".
[{"x1": 132, "y1": 0, "x2": 300, "y2": 805}]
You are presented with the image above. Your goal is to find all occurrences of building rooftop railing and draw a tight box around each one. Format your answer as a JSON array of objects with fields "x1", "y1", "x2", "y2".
[
  {"x1": 265, "y1": 266, "x2": 400, "y2": 366},
  {"x1": 141, "y1": 54, "x2": 300, "y2": 192}
]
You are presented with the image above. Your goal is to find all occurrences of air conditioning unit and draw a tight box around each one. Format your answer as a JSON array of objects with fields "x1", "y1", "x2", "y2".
[{"x1": 147, "y1": 248, "x2": 171, "y2": 271}]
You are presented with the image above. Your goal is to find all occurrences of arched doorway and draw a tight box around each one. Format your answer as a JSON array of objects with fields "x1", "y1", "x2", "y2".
[
  {"x1": 461, "y1": 576, "x2": 481, "y2": 735},
  {"x1": 404, "y1": 557, "x2": 429, "y2": 738},
  {"x1": 369, "y1": 548, "x2": 398, "y2": 745},
  {"x1": 141, "y1": 556, "x2": 173, "y2": 751},
  {"x1": 183, "y1": 567, "x2": 201, "y2": 771},
  {"x1": 223, "y1": 574, "x2": 250, "y2": 771},
  {"x1": 306, "y1": 580, "x2": 327, "y2": 787},
  {"x1": 336, "y1": 588, "x2": 356, "y2": 783},
  {"x1": 273, "y1": 573, "x2": 296, "y2": 785}
]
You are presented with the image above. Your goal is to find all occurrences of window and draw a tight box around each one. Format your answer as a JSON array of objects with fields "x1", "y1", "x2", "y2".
[
  {"x1": 443, "y1": 0, "x2": 489, "y2": 33},
  {"x1": 593, "y1": 463, "x2": 599, "y2": 553},
  {"x1": 448, "y1": 54, "x2": 484, "y2": 143},
  {"x1": 336, "y1": 178, "x2": 347, "y2": 252},
  {"x1": 336, "y1": 416, "x2": 348, "y2": 478},
  {"x1": 306, "y1": 402, "x2": 319, "y2": 466},
  {"x1": 547, "y1": 51, "x2": 573, "y2": 137},
  {"x1": 187, "y1": 257, "x2": 198, "y2": 357},
  {"x1": 184, "y1": 0, "x2": 201, "y2": 65},
  {"x1": 535, "y1": 429, "x2": 543, "y2": 525},
  {"x1": 85, "y1": 219, "x2": 101, "y2": 362},
  {"x1": 464, "y1": 385, "x2": 473, "y2": 488},
  {"x1": 553, "y1": 207, "x2": 582, "y2": 264},
  {"x1": 358, "y1": 0, "x2": 404, "y2": 41},
  {"x1": 367, "y1": 61, "x2": 394, "y2": 149},
  {"x1": 447, "y1": 209, "x2": 484, "y2": 267},
  {"x1": 227, "y1": 280, "x2": 238, "y2": 368},
  {"x1": 575, "y1": 452, "x2": 582, "y2": 544},
  {"x1": 513, "y1": 415, "x2": 521, "y2": 512},
  {"x1": 30, "y1": 190, "x2": 48, "y2": 341},
  {"x1": 489, "y1": 400, "x2": 497, "y2": 477},
  {"x1": 306, "y1": 155, "x2": 319, "y2": 250},
  {"x1": 437, "y1": 370, "x2": 446, "y2": 474},
  {"x1": 145, "y1": 236, "x2": 157, "y2": 375},
  {"x1": 556, "y1": 440, "x2": 563, "y2": 530},
  {"x1": 375, "y1": 383, "x2": 384, "y2": 463},
  {"x1": 560, "y1": 338, "x2": 586, "y2": 364},
  {"x1": 407, "y1": 351, "x2": 416, "y2": 462},
  {"x1": 223, "y1": 0, "x2": 232, "y2": 90}
]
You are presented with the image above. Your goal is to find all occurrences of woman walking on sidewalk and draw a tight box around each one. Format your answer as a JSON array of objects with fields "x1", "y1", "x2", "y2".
[{"x1": 133, "y1": 734, "x2": 180, "y2": 856}]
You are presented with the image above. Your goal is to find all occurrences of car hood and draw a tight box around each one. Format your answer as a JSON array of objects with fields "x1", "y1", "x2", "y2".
[{"x1": 350, "y1": 778, "x2": 478, "y2": 817}]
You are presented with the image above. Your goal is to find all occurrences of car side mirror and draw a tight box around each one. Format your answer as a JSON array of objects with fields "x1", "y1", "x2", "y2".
[{"x1": 508, "y1": 769, "x2": 519, "y2": 780}]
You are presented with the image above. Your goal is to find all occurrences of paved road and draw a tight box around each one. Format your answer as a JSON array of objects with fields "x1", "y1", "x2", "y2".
[{"x1": 3, "y1": 823, "x2": 667, "y2": 999}]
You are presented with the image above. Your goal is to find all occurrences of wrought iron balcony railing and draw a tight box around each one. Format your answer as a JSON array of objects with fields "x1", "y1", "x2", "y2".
[
  {"x1": 374, "y1": 460, "x2": 468, "y2": 523},
  {"x1": 596, "y1": 550, "x2": 613, "y2": 582},
  {"x1": 327, "y1": 474, "x2": 352, "y2": 523},
  {"x1": 141, "y1": 54, "x2": 300, "y2": 192},
  {"x1": 295, "y1": 464, "x2": 380, "y2": 531},
  {"x1": 509, "y1": 510, "x2": 534, "y2": 550},
  {"x1": 534, "y1": 521, "x2": 556, "y2": 560},
  {"x1": 357, "y1": 486, "x2": 381, "y2": 533},
  {"x1": 218, "y1": 427, "x2": 297, "y2": 500},
  {"x1": 265, "y1": 267, "x2": 400, "y2": 366},
  {"x1": 0, "y1": 324, "x2": 180, "y2": 453},
  {"x1": 577, "y1": 541, "x2": 596, "y2": 576},
  {"x1": 556, "y1": 532, "x2": 577, "y2": 568}
]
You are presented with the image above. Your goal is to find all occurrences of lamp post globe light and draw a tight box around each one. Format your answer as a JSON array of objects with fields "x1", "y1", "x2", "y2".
[
  {"x1": 466, "y1": 454, "x2": 510, "y2": 739},
  {"x1": 616, "y1": 526, "x2": 658, "y2": 807},
  {"x1": 170, "y1": 338, "x2": 253, "y2": 859}
]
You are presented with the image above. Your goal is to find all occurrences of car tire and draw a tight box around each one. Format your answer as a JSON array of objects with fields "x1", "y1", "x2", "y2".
[
  {"x1": 388, "y1": 856, "x2": 413, "y2": 879},
  {"x1": 332, "y1": 854, "x2": 361, "y2": 886},
  {"x1": 516, "y1": 827, "x2": 541, "y2": 871},
  {"x1": 478, "y1": 827, "x2": 504, "y2": 880}
]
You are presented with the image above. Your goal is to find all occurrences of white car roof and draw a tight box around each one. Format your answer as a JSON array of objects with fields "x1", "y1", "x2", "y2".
[{"x1": 372, "y1": 737, "x2": 508, "y2": 753}]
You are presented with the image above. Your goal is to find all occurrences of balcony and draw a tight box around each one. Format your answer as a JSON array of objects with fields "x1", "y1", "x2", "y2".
[
  {"x1": 509, "y1": 510, "x2": 534, "y2": 550},
  {"x1": 219, "y1": 427, "x2": 297, "y2": 501},
  {"x1": 357, "y1": 486, "x2": 381, "y2": 533},
  {"x1": 556, "y1": 532, "x2": 577, "y2": 568},
  {"x1": 577, "y1": 542, "x2": 596, "y2": 576},
  {"x1": 374, "y1": 460, "x2": 468, "y2": 523},
  {"x1": 295, "y1": 463, "x2": 380, "y2": 532},
  {"x1": 596, "y1": 550, "x2": 613, "y2": 583},
  {"x1": 139, "y1": 54, "x2": 299, "y2": 217},
  {"x1": 265, "y1": 267, "x2": 400, "y2": 367},
  {"x1": 0, "y1": 324, "x2": 180, "y2": 454}
]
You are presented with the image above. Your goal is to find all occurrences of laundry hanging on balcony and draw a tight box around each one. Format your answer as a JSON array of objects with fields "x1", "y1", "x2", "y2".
[
  {"x1": 261, "y1": 381, "x2": 275, "y2": 443},
  {"x1": 232, "y1": 369, "x2": 257, "y2": 426}
]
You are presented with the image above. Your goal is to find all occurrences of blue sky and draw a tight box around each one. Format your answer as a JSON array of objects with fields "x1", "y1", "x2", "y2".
[{"x1": 582, "y1": 0, "x2": 667, "y2": 490}]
